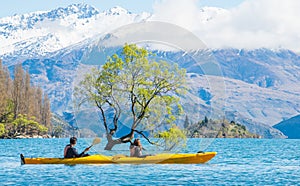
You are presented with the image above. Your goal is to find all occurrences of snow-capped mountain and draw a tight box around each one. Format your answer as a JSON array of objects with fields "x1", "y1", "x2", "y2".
[
  {"x1": 0, "y1": 3, "x2": 151, "y2": 63},
  {"x1": 1, "y1": 4, "x2": 299, "y2": 138}
]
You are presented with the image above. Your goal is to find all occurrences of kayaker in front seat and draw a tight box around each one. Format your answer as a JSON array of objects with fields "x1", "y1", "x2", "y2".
[{"x1": 64, "y1": 137, "x2": 90, "y2": 158}]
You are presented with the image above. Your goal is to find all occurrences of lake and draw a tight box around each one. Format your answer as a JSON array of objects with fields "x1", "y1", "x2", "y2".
[{"x1": 0, "y1": 138, "x2": 299, "y2": 185}]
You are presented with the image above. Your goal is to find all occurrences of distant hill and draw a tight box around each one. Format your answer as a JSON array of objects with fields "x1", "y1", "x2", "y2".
[
  {"x1": 273, "y1": 115, "x2": 300, "y2": 139},
  {"x1": 51, "y1": 114, "x2": 79, "y2": 138},
  {"x1": 186, "y1": 118, "x2": 260, "y2": 138}
]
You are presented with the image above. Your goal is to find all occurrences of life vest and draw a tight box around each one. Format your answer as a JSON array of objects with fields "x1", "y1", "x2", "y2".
[{"x1": 64, "y1": 144, "x2": 71, "y2": 158}]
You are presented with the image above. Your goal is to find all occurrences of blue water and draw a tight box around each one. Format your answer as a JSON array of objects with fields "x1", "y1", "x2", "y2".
[{"x1": 0, "y1": 138, "x2": 299, "y2": 185}]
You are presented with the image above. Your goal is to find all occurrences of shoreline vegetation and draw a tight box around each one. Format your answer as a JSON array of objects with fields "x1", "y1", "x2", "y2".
[
  {"x1": 2, "y1": 116, "x2": 260, "y2": 139},
  {"x1": 0, "y1": 60, "x2": 51, "y2": 139}
]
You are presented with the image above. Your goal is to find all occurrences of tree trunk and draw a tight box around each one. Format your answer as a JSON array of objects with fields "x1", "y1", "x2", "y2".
[{"x1": 104, "y1": 133, "x2": 122, "y2": 150}]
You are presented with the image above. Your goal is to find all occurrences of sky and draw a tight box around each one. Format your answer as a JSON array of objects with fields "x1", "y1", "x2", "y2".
[
  {"x1": 151, "y1": 0, "x2": 300, "y2": 50},
  {"x1": 1, "y1": 0, "x2": 300, "y2": 51}
]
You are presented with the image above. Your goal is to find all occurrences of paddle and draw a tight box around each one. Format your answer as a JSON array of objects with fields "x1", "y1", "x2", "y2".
[{"x1": 86, "y1": 137, "x2": 101, "y2": 150}]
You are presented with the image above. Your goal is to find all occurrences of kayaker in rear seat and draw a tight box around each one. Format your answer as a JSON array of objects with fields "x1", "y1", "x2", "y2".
[
  {"x1": 64, "y1": 137, "x2": 90, "y2": 158},
  {"x1": 130, "y1": 139, "x2": 142, "y2": 157},
  {"x1": 130, "y1": 138, "x2": 152, "y2": 158}
]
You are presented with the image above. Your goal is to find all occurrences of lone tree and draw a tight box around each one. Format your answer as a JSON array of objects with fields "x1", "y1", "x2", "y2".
[{"x1": 75, "y1": 44, "x2": 186, "y2": 150}]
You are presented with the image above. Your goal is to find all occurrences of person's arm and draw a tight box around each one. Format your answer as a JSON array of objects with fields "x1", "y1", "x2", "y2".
[
  {"x1": 76, "y1": 148, "x2": 88, "y2": 157},
  {"x1": 68, "y1": 147, "x2": 84, "y2": 158},
  {"x1": 79, "y1": 147, "x2": 90, "y2": 157},
  {"x1": 139, "y1": 145, "x2": 143, "y2": 153}
]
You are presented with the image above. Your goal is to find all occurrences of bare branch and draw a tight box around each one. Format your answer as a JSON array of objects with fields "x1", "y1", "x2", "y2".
[{"x1": 133, "y1": 129, "x2": 157, "y2": 145}]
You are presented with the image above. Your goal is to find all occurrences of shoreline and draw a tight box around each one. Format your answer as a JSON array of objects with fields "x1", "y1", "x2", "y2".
[{"x1": 1, "y1": 134, "x2": 53, "y2": 139}]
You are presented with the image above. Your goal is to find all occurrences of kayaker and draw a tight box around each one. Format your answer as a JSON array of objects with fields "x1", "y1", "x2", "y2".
[
  {"x1": 130, "y1": 138, "x2": 147, "y2": 157},
  {"x1": 64, "y1": 137, "x2": 90, "y2": 158},
  {"x1": 129, "y1": 139, "x2": 140, "y2": 157}
]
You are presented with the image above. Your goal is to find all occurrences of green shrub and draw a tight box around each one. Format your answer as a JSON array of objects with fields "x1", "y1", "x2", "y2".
[
  {"x1": 155, "y1": 124, "x2": 187, "y2": 151},
  {"x1": 0, "y1": 124, "x2": 6, "y2": 137}
]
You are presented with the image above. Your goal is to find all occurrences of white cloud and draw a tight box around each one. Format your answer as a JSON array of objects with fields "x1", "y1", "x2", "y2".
[
  {"x1": 151, "y1": 0, "x2": 200, "y2": 31},
  {"x1": 151, "y1": 0, "x2": 300, "y2": 51}
]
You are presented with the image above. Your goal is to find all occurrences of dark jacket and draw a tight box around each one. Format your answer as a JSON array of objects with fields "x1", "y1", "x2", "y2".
[{"x1": 64, "y1": 144, "x2": 85, "y2": 158}]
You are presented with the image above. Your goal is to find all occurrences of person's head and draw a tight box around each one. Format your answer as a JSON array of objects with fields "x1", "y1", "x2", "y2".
[
  {"x1": 134, "y1": 138, "x2": 141, "y2": 146},
  {"x1": 70, "y1": 137, "x2": 77, "y2": 145}
]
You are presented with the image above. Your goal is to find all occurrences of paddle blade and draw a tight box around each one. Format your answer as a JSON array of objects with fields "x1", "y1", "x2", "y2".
[{"x1": 92, "y1": 137, "x2": 101, "y2": 146}]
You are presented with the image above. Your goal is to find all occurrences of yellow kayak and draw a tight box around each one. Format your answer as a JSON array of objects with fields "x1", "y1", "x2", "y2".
[{"x1": 20, "y1": 152, "x2": 217, "y2": 164}]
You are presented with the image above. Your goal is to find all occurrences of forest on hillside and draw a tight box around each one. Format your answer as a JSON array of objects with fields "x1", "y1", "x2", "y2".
[{"x1": 0, "y1": 60, "x2": 52, "y2": 138}]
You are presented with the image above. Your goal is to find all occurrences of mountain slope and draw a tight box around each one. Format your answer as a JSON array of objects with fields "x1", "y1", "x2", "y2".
[
  {"x1": 212, "y1": 49, "x2": 300, "y2": 93},
  {"x1": 273, "y1": 115, "x2": 300, "y2": 139}
]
